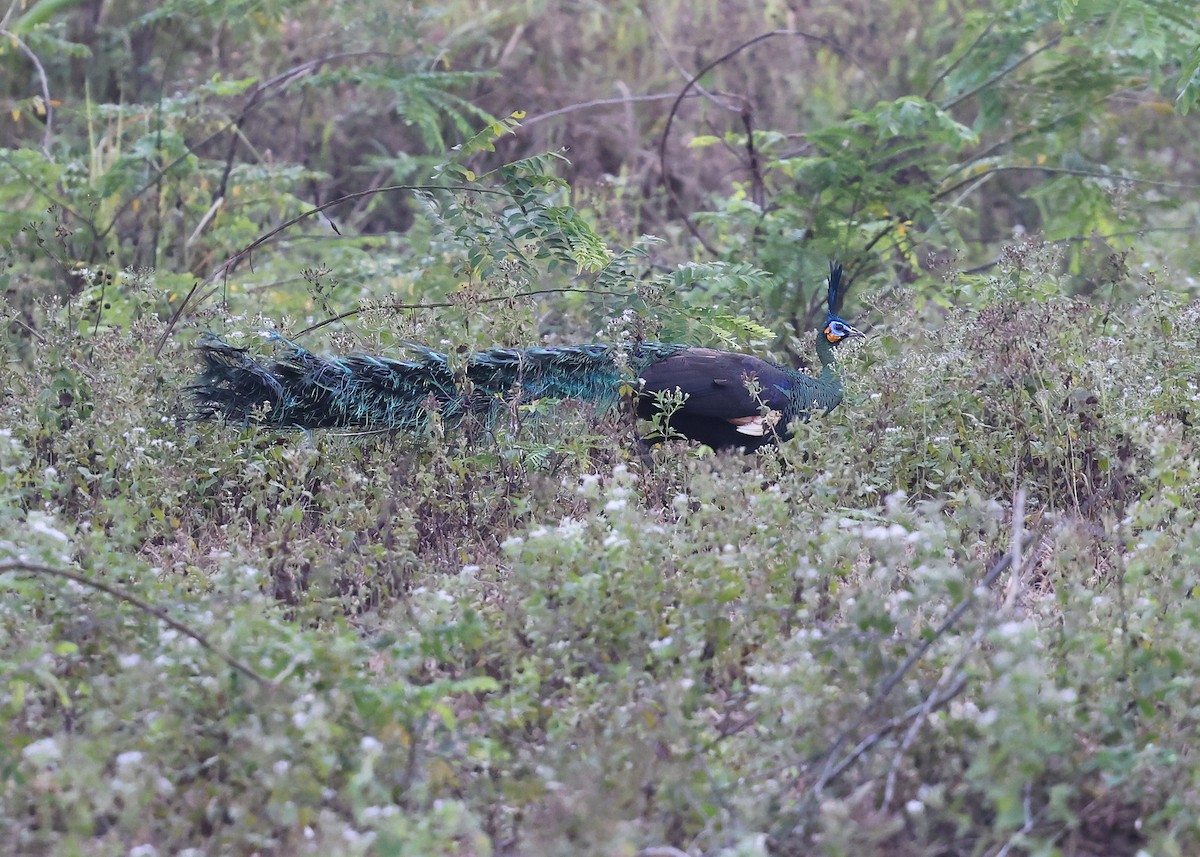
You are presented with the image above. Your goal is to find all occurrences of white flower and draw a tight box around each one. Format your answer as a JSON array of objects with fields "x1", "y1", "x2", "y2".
[
  {"x1": 116, "y1": 751, "x2": 143, "y2": 768},
  {"x1": 26, "y1": 512, "x2": 69, "y2": 543},
  {"x1": 22, "y1": 737, "x2": 62, "y2": 765},
  {"x1": 996, "y1": 620, "x2": 1031, "y2": 639},
  {"x1": 603, "y1": 532, "x2": 629, "y2": 549},
  {"x1": 557, "y1": 517, "x2": 585, "y2": 537}
]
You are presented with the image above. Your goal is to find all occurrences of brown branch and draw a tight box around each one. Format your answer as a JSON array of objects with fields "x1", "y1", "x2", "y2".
[
  {"x1": 291, "y1": 286, "x2": 637, "y2": 339},
  {"x1": 658, "y1": 29, "x2": 877, "y2": 257},
  {"x1": 1, "y1": 559, "x2": 275, "y2": 688},
  {"x1": 940, "y1": 34, "x2": 1063, "y2": 111},
  {"x1": 98, "y1": 52, "x2": 404, "y2": 245},
  {"x1": 790, "y1": 529, "x2": 1041, "y2": 816},
  {"x1": 152, "y1": 182, "x2": 516, "y2": 356}
]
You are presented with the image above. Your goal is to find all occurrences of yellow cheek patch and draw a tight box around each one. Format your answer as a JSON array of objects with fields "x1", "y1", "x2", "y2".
[{"x1": 825, "y1": 325, "x2": 842, "y2": 343}]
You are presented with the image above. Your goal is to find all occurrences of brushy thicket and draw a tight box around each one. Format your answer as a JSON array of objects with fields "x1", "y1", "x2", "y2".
[
  {"x1": 3, "y1": 0, "x2": 1200, "y2": 854},
  {"x1": 4, "y1": 244, "x2": 1200, "y2": 856}
]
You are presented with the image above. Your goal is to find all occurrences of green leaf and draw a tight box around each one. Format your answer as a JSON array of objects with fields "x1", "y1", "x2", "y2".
[{"x1": 1177, "y1": 45, "x2": 1200, "y2": 114}]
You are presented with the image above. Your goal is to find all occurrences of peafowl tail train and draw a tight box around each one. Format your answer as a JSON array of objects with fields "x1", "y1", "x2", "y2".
[{"x1": 189, "y1": 335, "x2": 688, "y2": 434}]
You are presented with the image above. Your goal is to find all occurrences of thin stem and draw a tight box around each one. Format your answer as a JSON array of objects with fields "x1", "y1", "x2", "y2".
[{"x1": 1, "y1": 559, "x2": 275, "y2": 688}]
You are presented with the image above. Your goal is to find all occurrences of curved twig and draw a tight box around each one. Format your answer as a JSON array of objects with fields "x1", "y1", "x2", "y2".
[
  {"x1": 152, "y1": 182, "x2": 517, "y2": 356},
  {"x1": 291, "y1": 286, "x2": 638, "y2": 339},
  {"x1": 924, "y1": 21, "x2": 995, "y2": 101},
  {"x1": 790, "y1": 527, "x2": 1041, "y2": 820},
  {"x1": 939, "y1": 34, "x2": 1063, "y2": 111},
  {"x1": 98, "y1": 51, "x2": 408, "y2": 245},
  {"x1": 658, "y1": 29, "x2": 879, "y2": 255},
  {"x1": 1, "y1": 559, "x2": 275, "y2": 688},
  {"x1": 936, "y1": 164, "x2": 1200, "y2": 203},
  {"x1": 1, "y1": 29, "x2": 54, "y2": 157},
  {"x1": 520, "y1": 91, "x2": 705, "y2": 126}
]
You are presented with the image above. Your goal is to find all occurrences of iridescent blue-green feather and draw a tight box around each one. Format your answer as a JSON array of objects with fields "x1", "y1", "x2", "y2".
[{"x1": 190, "y1": 335, "x2": 688, "y2": 432}]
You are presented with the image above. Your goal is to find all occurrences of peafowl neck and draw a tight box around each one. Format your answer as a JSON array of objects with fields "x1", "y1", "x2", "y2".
[
  {"x1": 814, "y1": 327, "x2": 841, "y2": 387},
  {"x1": 778, "y1": 326, "x2": 843, "y2": 417}
]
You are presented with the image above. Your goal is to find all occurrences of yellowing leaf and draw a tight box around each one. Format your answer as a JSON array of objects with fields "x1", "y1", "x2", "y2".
[{"x1": 688, "y1": 134, "x2": 721, "y2": 149}]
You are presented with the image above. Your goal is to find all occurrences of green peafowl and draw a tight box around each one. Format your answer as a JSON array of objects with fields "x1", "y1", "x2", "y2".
[{"x1": 189, "y1": 262, "x2": 863, "y2": 451}]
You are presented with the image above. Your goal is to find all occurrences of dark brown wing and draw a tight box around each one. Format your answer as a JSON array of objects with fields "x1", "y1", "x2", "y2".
[{"x1": 635, "y1": 348, "x2": 794, "y2": 449}]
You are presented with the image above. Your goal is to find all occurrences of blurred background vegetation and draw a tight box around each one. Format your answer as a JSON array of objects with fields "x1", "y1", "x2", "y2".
[{"x1": 2, "y1": 0, "x2": 1200, "y2": 854}]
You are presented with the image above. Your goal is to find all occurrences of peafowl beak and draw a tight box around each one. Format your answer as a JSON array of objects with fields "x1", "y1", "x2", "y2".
[{"x1": 824, "y1": 321, "x2": 865, "y2": 344}]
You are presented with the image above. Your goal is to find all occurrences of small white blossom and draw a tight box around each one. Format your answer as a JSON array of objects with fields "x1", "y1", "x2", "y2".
[
  {"x1": 557, "y1": 517, "x2": 585, "y2": 537},
  {"x1": 27, "y1": 512, "x2": 69, "y2": 543},
  {"x1": 116, "y1": 751, "x2": 143, "y2": 768},
  {"x1": 603, "y1": 533, "x2": 629, "y2": 549},
  {"x1": 22, "y1": 737, "x2": 61, "y2": 765},
  {"x1": 996, "y1": 620, "x2": 1032, "y2": 639}
]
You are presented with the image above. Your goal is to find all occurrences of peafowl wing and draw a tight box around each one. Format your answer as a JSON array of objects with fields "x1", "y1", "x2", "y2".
[{"x1": 636, "y1": 348, "x2": 797, "y2": 450}]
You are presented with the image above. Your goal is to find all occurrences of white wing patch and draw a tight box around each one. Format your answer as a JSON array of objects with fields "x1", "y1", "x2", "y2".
[
  {"x1": 734, "y1": 417, "x2": 766, "y2": 436},
  {"x1": 730, "y1": 409, "x2": 782, "y2": 436}
]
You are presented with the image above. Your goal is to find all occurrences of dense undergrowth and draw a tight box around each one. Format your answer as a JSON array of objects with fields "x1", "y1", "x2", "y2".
[
  {"x1": 4, "y1": 245, "x2": 1200, "y2": 855},
  {"x1": 4, "y1": 0, "x2": 1200, "y2": 854}
]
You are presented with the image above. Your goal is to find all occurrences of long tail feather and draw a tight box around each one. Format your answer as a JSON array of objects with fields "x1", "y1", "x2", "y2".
[{"x1": 189, "y1": 336, "x2": 686, "y2": 431}]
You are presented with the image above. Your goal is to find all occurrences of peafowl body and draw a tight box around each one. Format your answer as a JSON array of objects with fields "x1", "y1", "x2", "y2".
[{"x1": 190, "y1": 264, "x2": 862, "y2": 451}]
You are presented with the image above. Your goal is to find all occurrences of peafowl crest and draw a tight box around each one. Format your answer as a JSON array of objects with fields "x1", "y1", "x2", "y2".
[{"x1": 190, "y1": 262, "x2": 863, "y2": 450}]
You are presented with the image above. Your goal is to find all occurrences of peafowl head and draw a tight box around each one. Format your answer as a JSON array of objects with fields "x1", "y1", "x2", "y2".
[{"x1": 822, "y1": 261, "x2": 864, "y2": 346}]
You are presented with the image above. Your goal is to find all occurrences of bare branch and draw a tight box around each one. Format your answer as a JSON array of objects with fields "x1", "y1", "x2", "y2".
[{"x1": 1, "y1": 559, "x2": 276, "y2": 688}]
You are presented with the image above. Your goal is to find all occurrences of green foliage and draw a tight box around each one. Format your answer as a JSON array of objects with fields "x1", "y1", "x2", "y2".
[
  {"x1": 6, "y1": 208, "x2": 1200, "y2": 855},
  {"x1": 2, "y1": 0, "x2": 1200, "y2": 854},
  {"x1": 1178, "y1": 45, "x2": 1200, "y2": 113},
  {"x1": 685, "y1": 0, "x2": 1199, "y2": 337}
]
